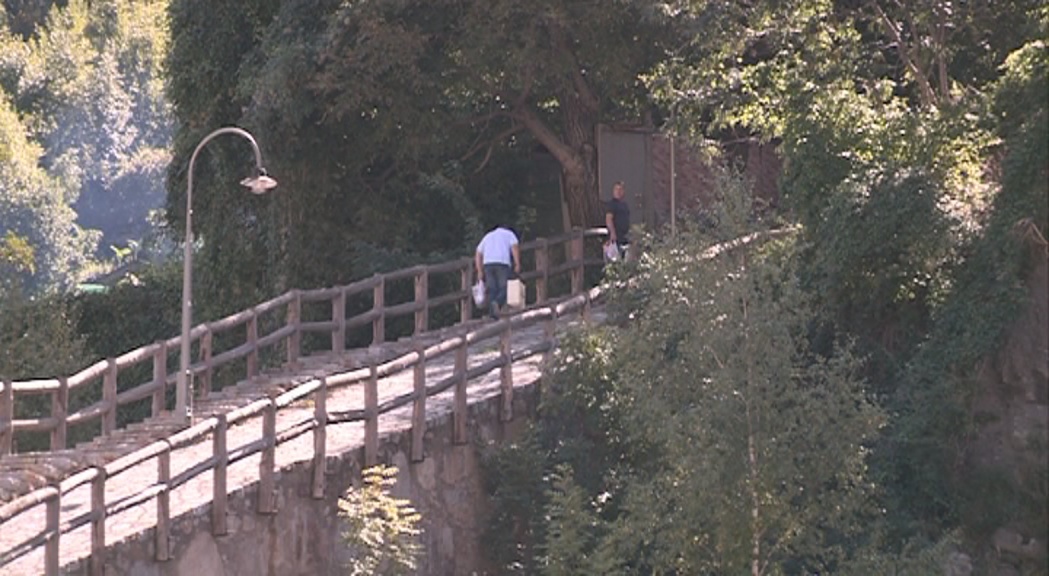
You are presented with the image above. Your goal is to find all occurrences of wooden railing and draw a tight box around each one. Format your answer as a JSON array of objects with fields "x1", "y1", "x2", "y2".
[
  {"x1": 0, "y1": 228, "x2": 607, "y2": 455},
  {"x1": 0, "y1": 227, "x2": 791, "y2": 574},
  {"x1": 0, "y1": 284, "x2": 603, "y2": 573}
]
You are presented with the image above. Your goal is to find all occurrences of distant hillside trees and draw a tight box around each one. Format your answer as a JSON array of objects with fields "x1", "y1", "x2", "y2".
[{"x1": 0, "y1": 0, "x2": 172, "y2": 293}]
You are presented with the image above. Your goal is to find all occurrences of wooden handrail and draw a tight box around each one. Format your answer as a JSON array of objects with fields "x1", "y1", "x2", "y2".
[
  {"x1": 0, "y1": 228, "x2": 607, "y2": 450},
  {"x1": 0, "y1": 228, "x2": 793, "y2": 574},
  {"x1": 0, "y1": 290, "x2": 599, "y2": 572},
  {"x1": 0, "y1": 227, "x2": 615, "y2": 571}
]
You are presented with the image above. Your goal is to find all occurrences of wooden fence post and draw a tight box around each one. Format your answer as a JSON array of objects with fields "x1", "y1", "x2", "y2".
[
  {"x1": 45, "y1": 491, "x2": 60, "y2": 575},
  {"x1": 453, "y1": 340, "x2": 468, "y2": 445},
  {"x1": 333, "y1": 288, "x2": 346, "y2": 354},
  {"x1": 460, "y1": 264, "x2": 472, "y2": 324},
  {"x1": 103, "y1": 359, "x2": 117, "y2": 436},
  {"x1": 0, "y1": 378, "x2": 12, "y2": 455},
  {"x1": 411, "y1": 344, "x2": 426, "y2": 462},
  {"x1": 414, "y1": 268, "x2": 429, "y2": 335},
  {"x1": 200, "y1": 328, "x2": 213, "y2": 397},
  {"x1": 372, "y1": 276, "x2": 385, "y2": 345},
  {"x1": 213, "y1": 415, "x2": 228, "y2": 535},
  {"x1": 365, "y1": 363, "x2": 378, "y2": 467},
  {"x1": 246, "y1": 311, "x2": 259, "y2": 379},
  {"x1": 50, "y1": 377, "x2": 68, "y2": 450},
  {"x1": 258, "y1": 401, "x2": 276, "y2": 514},
  {"x1": 312, "y1": 377, "x2": 327, "y2": 499},
  {"x1": 156, "y1": 443, "x2": 171, "y2": 561},
  {"x1": 152, "y1": 341, "x2": 167, "y2": 417},
  {"x1": 536, "y1": 238, "x2": 549, "y2": 304},
  {"x1": 286, "y1": 290, "x2": 301, "y2": 367},
  {"x1": 500, "y1": 321, "x2": 513, "y2": 422},
  {"x1": 570, "y1": 229, "x2": 584, "y2": 295},
  {"x1": 90, "y1": 468, "x2": 106, "y2": 576}
]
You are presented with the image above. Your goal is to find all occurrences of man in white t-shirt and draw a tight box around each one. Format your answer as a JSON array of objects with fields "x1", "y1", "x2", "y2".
[{"x1": 475, "y1": 226, "x2": 520, "y2": 320}]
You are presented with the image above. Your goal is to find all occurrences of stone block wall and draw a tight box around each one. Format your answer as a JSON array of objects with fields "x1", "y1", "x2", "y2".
[{"x1": 61, "y1": 381, "x2": 541, "y2": 575}]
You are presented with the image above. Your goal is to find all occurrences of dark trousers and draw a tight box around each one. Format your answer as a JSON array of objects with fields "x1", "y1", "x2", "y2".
[{"x1": 483, "y1": 263, "x2": 510, "y2": 317}]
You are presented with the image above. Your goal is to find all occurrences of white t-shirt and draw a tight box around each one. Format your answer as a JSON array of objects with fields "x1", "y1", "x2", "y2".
[{"x1": 476, "y1": 228, "x2": 518, "y2": 266}]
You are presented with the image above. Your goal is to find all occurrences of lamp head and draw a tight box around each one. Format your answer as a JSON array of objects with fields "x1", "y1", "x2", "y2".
[{"x1": 240, "y1": 168, "x2": 278, "y2": 194}]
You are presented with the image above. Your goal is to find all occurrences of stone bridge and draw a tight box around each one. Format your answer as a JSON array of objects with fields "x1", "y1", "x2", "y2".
[{"x1": 0, "y1": 229, "x2": 611, "y2": 575}]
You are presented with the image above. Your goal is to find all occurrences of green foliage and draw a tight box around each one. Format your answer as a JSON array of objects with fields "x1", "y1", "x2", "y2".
[
  {"x1": 0, "y1": 94, "x2": 98, "y2": 292},
  {"x1": 480, "y1": 429, "x2": 546, "y2": 574},
  {"x1": 0, "y1": 0, "x2": 171, "y2": 292},
  {"x1": 0, "y1": 289, "x2": 89, "y2": 380},
  {"x1": 163, "y1": 0, "x2": 677, "y2": 322},
  {"x1": 0, "y1": 230, "x2": 34, "y2": 287},
  {"x1": 841, "y1": 532, "x2": 961, "y2": 576},
  {"x1": 339, "y1": 465, "x2": 423, "y2": 576},
  {"x1": 74, "y1": 259, "x2": 181, "y2": 358},
  {"x1": 801, "y1": 168, "x2": 957, "y2": 386},
  {"x1": 1, "y1": 0, "x2": 62, "y2": 38},
  {"x1": 881, "y1": 35, "x2": 1049, "y2": 544},
  {"x1": 0, "y1": 286, "x2": 94, "y2": 451},
  {"x1": 541, "y1": 464, "x2": 620, "y2": 576},
  {"x1": 652, "y1": 1, "x2": 1046, "y2": 551},
  {"x1": 614, "y1": 230, "x2": 884, "y2": 573},
  {"x1": 483, "y1": 175, "x2": 922, "y2": 573}
]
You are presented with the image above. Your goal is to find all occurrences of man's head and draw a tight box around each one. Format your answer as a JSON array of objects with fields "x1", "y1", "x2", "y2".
[{"x1": 612, "y1": 181, "x2": 625, "y2": 199}]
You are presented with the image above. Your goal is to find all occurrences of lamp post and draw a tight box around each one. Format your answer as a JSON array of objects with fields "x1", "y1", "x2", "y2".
[{"x1": 176, "y1": 127, "x2": 277, "y2": 423}]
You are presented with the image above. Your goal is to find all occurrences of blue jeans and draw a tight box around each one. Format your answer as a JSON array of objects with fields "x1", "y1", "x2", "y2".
[{"x1": 484, "y1": 263, "x2": 510, "y2": 317}]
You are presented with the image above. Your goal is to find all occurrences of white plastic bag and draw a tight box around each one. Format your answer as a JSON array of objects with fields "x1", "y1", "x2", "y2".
[
  {"x1": 507, "y1": 279, "x2": 525, "y2": 308},
  {"x1": 603, "y1": 241, "x2": 620, "y2": 262},
  {"x1": 472, "y1": 281, "x2": 486, "y2": 308}
]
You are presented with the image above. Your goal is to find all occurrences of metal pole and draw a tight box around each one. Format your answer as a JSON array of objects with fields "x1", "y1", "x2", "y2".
[{"x1": 176, "y1": 127, "x2": 271, "y2": 423}]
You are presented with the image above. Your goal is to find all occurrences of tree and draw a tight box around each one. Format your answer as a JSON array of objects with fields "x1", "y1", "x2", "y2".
[
  {"x1": 1, "y1": 0, "x2": 65, "y2": 38},
  {"x1": 0, "y1": 95, "x2": 97, "y2": 292},
  {"x1": 648, "y1": 0, "x2": 1047, "y2": 556},
  {"x1": 484, "y1": 173, "x2": 898, "y2": 574},
  {"x1": 0, "y1": 288, "x2": 89, "y2": 381},
  {"x1": 600, "y1": 186, "x2": 885, "y2": 574},
  {"x1": 255, "y1": 0, "x2": 673, "y2": 229},
  {"x1": 0, "y1": 0, "x2": 171, "y2": 281},
  {"x1": 163, "y1": 0, "x2": 676, "y2": 318},
  {"x1": 339, "y1": 465, "x2": 423, "y2": 576},
  {"x1": 887, "y1": 34, "x2": 1049, "y2": 558},
  {"x1": 38, "y1": 0, "x2": 172, "y2": 250}
]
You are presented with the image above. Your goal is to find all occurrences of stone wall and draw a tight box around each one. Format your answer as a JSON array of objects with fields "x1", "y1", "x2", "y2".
[
  {"x1": 62, "y1": 381, "x2": 541, "y2": 576},
  {"x1": 969, "y1": 222, "x2": 1048, "y2": 574}
]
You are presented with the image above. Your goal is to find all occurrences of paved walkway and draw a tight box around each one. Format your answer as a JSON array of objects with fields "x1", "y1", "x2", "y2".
[{"x1": 0, "y1": 307, "x2": 602, "y2": 575}]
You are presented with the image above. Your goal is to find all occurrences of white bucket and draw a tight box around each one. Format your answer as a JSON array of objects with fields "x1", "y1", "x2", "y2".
[{"x1": 507, "y1": 279, "x2": 525, "y2": 308}]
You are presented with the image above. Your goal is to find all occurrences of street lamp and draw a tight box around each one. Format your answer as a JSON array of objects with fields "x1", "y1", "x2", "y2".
[{"x1": 176, "y1": 127, "x2": 277, "y2": 423}]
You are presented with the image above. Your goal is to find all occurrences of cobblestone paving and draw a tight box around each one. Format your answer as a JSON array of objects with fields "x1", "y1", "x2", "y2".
[{"x1": 0, "y1": 308, "x2": 602, "y2": 575}]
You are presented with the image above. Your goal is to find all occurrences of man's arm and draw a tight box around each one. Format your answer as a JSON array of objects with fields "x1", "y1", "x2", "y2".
[
  {"x1": 511, "y1": 243, "x2": 521, "y2": 274},
  {"x1": 605, "y1": 209, "x2": 616, "y2": 242},
  {"x1": 475, "y1": 250, "x2": 484, "y2": 279}
]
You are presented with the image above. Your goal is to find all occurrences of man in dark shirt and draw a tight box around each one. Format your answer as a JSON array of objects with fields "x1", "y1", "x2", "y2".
[{"x1": 605, "y1": 181, "x2": 631, "y2": 260}]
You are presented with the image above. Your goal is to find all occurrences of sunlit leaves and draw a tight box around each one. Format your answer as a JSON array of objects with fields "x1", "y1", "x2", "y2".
[
  {"x1": 0, "y1": 98, "x2": 98, "y2": 292},
  {"x1": 1, "y1": 0, "x2": 172, "y2": 288},
  {"x1": 339, "y1": 465, "x2": 423, "y2": 576}
]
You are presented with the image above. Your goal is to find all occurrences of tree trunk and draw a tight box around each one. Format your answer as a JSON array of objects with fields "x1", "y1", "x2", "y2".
[
  {"x1": 559, "y1": 92, "x2": 602, "y2": 229},
  {"x1": 511, "y1": 84, "x2": 602, "y2": 230}
]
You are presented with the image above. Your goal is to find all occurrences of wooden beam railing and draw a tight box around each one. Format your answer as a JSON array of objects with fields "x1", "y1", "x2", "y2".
[
  {"x1": 0, "y1": 283, "x2": 602, "y2": 574},
  {"x1": 0, "y1": 228, "x2": 609, "y2": 456},
  {"x1": 0, "y1": 229, "x2": 793, "y2": 574}
]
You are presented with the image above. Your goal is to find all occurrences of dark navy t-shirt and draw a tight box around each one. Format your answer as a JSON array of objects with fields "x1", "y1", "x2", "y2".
[{"x1": 606, "y1": 197, "x2": 630, "y2": 243}]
